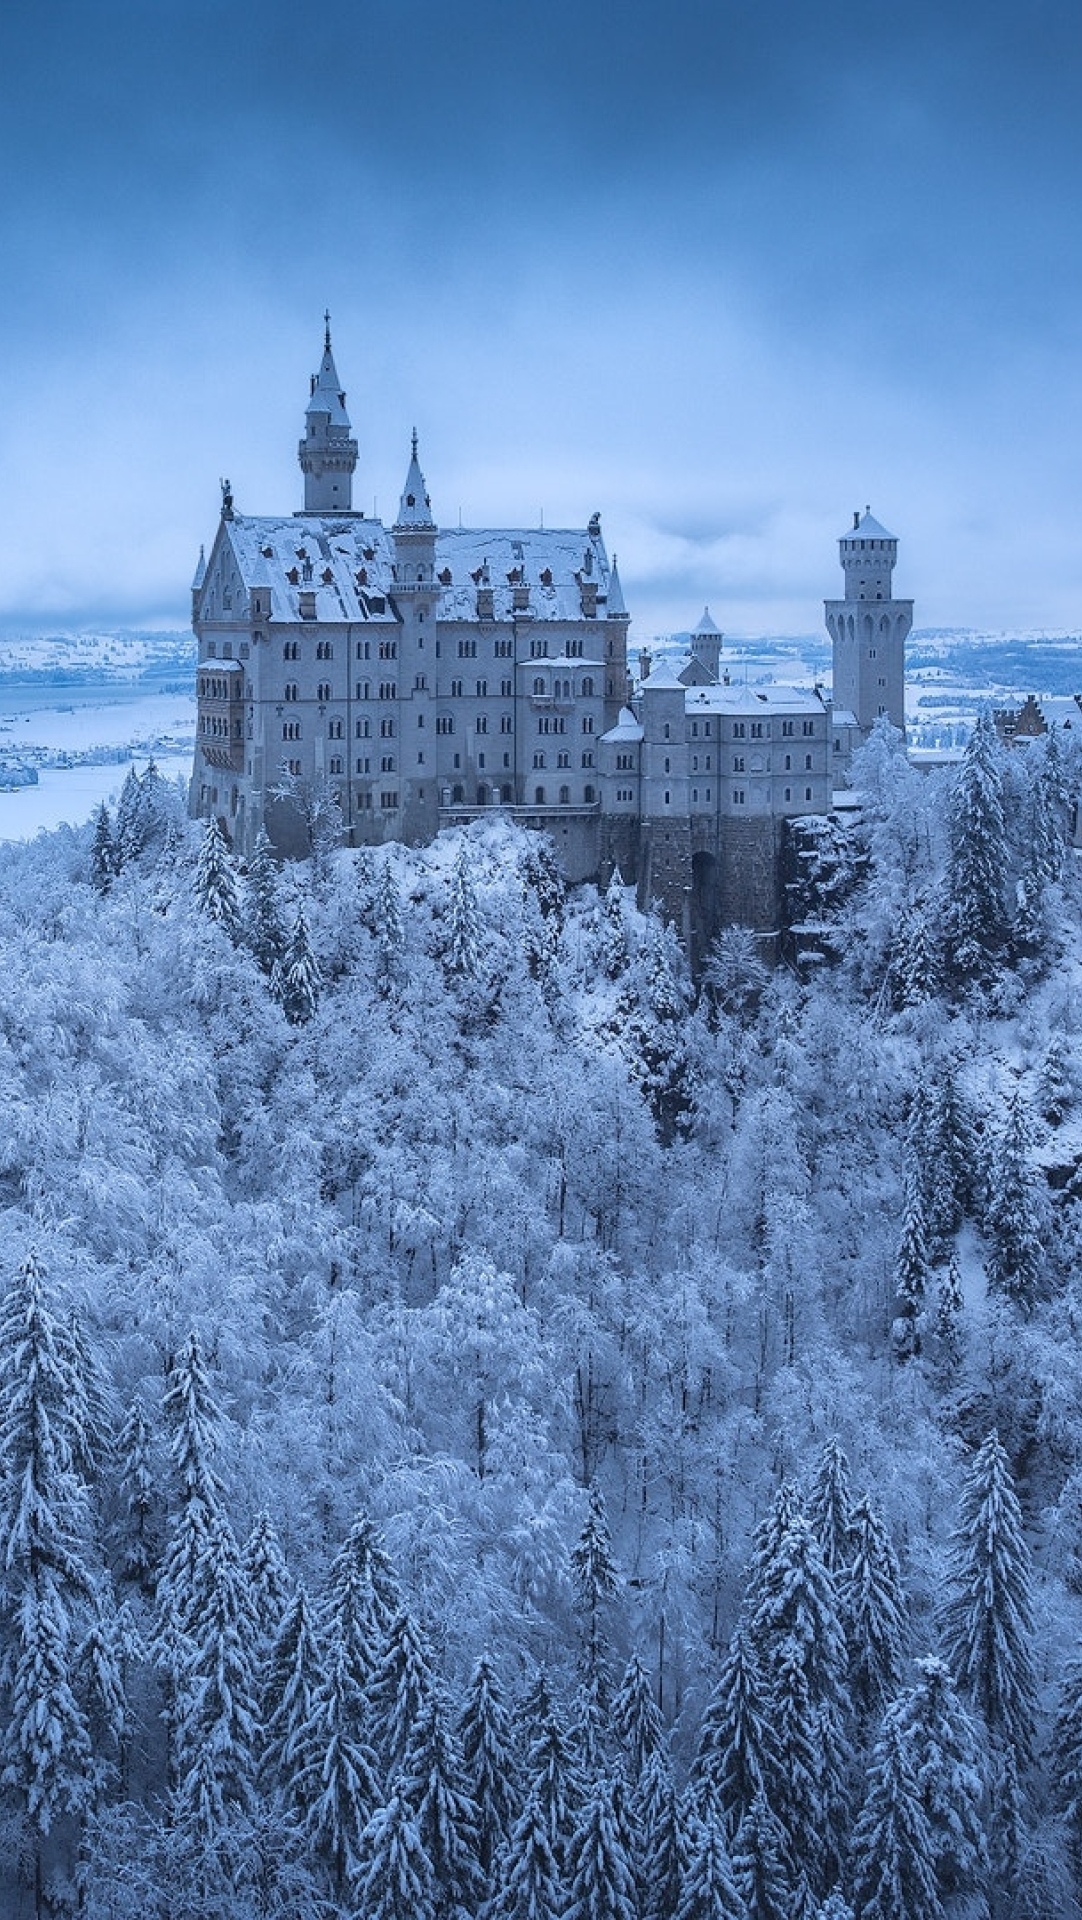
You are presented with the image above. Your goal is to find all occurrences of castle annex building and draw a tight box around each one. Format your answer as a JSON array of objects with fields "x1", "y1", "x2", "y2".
[{"x1": 190, "y1": 328, "x2": 911, "y2": 942}]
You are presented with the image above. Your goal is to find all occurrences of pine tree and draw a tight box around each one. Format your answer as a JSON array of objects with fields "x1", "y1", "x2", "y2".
[
  {"x1": 849, "y1": 1713, "x2": 942, "y2": 1920},
  {"x1": 447, "y1": 840, "x2": 483, "y2": 976},
  {"x1": 839, "y1": 1497, "x2": 908, "y2": 1731},
  {"x1": 944, "y1": 710, "x2": 1010, "y2": 985},
  {"x1": 521, "y1": 1688, "x2": 582, "y2": 1875},
  {"x1": 807, "y1": 1439, "x2": 856, "y2": 1581},
  {"x1": 691, "y1": 1628, "x2": 779, "y2": 1841},
  {"x1": 564, "y1": 1776, "x2": 639, "y2": 1920},
  {"x1": 612, "y1": 1652, "x2": 665, "y2": 1784},
  {"x1": 260, "y1": 1583, "x2": 327, "y2": 1815},
  {"x1": 322, "y1": 1511, "x2": 400, "y2": 1698},
  {"x1": 891, "y1": 1655, "x2": 987, "y2": 1906},
  {"x1": 731, "y1": 1793, "x2": 790, "y2": 1920},
  {"x1": 0, "y1": 1251, "x2": 96, "y2": 1841},
  {"x1": 398, "y1": 1693, "x2": 482, "y2": 1920},
  {"x1": 193, "y1": 816, "x2": 242, "y2": 938},
  {"x1": 674, "y1": 1809, "x2": 747, "y2": 1920},
  {"x1": 931, "y1": 1255, "x2": 964, "y2": 1380},
  {"x1": 241, "y1": 1509, "x2": 291, "y2": 1648},
  {"x1": 489, "y1": 1788, "x2": 566, "y2": 1920},
  {"x1": 983, "y1": 1089, "x2": 1045, "y2": 1311},
  {"x1": 890, "y1": 903, "x2": 940, "y2": 1008},
  {"x1": 170, "y1": 1507, "x2": 259, "y2": 1839},
  {"x1": 742, "y1": 1480, "x2": 804, "y2": 1624},
  {"x1": 281, "y1": 910, "x2": 321, "y2": 1024},
  {"x1": 90, "y1": 802, "x2": 117, "y2": 894},
  {"x1": 571, "y1": 1484, "x2": 620, "y2": 1711},
  {"x1": 116, "y1": 1394, "x2": 158, "y2": 1592},
  {"x1": 924, "y1": 1063, "x2": 971, "y2": 1254},
  {"x1": 115, "y1": 765, "x2": 148, "y2": 866},
  {"x1": 302, "y1": 1638, "x2": 383, "y2": 1900},
  {"x1": 459, "y1": 1652, "x2": 519, "y2": 1877},
  {"x1": 359, "y1": 1789, "x2": 437, "y2": 1920},
  {"x1": 1052, "y1": 1658, "x2": 1082, "y2": 1889},
  {"x1": 375, "y1": 859, "x2": 406, "y2": 994},
  {"x1": 636, "y1": 1745, "x2": 687, "y2": 1920},
  {"x1": 369, "y1": 1607, "x2": 437, "y2": 1770},
  {"x1": 892, "y1": 1154, "x2": 930, "y2": 1361},
  {"x1": 243, "y1": 827, "x2": 285, "y2": 975},
  {"x1": 156, "y1": 1329, "x2": 226, "y2": 1638},
  {"x1": 600, "y1": 868, "x2": 630, "y2": 980},
  {"x1": 940, "y1": 1431, "x2": 1036, "y2": 1759}
]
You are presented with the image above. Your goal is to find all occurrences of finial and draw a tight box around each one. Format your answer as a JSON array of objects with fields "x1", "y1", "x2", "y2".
[
  {"x1": 220, "y1": 477, "x2": 234, "y2": 520},
  {"x1": 411, "y1": 427, "x2": 418, "y2": 460},
  {"x1": 324, "y1": 309, "x2": 331, "y2": 350}
]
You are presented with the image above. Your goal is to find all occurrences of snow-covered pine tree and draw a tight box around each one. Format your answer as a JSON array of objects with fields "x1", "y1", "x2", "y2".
[
  {"x1": 521, "y1": 1685, "x2": 582, "y2": 1875},
  {"x1": 839, "y1": 1496, "x2": 908, "y2": 1732},
  {"x1": 940, "y1": 1431, "x2": 1036, "y2": 1760},
  {"x1": 398, "y1": 1692, "x2": 482, "y2": 1920},
  {"x1": 243, "y1": 827, "x2": 285, "y2": 976},
  {"x1": 115, "y1": 766, "x2": 149, "y2": 867},
  {"x1": 807, "y1": 1438, "x2": 856, "y2": 1582},
  {"x1": 924, "y1": 1063, "x2": 972, "y2": 1255},
  {"x1": 674, "y1": 1808, "x2": 748, "y2": 1920},
  {"x1": 374, "y1": 858, "x2": 406, "y2": 994},
  {"x1": 931, "y1": 1255, "x2": 965, "y2": 1381},
  {"x1": 358, "y1": 1789, "x2": 437, "y2": 1920},
  {"x1": 742, "y1": 1480, "x2": 805, "y2": 1624},
  {"x1": 849, "y1": 1712, "x2": 942, "y2": 1920},
  {"x1": 889, "y1": 1655, "x2": 987, "y2": 1908},
  {"x1": 943, "y1": 709, "x2": 1010, "y2": 986},
  {"x1": 325, "y1": 1509, "x2": 401, "y2": 1665},
  {"x1": 571, "y1": 1484, "x2": 620, "y2": 1714},
  {"x1": 0, "y1": 1251, "x2": 97, "y2": 1846},
  {"x1": 260, "y1": 1582, "x2": 327, "y2": 1816},
  {"x1": 488, "y1": 1787, "x2": 566, "y2": 1920},
  {"x1": 890, "y1": 902, "x2": 940, "y2": 1009},
  {"x1": 281, "y1": 910, "x2": 321, "y2": 1024},
  {"x1": 302, "y1": 1637, "x2": 383, "y2": 1901},
  {"x1": 156, "y1": 1329, "x2": 226, "y2": 1638},
  {"x1": 983, "y1": 1088, "x2": 1046, "y2": 1311},
  {"x1": 447, "y1": 840, "x2": 483, "y2": 977},
  {"x1": 90, "y1": 802, "x2": 117, "y2": 894},
  {"x1": 170, "y1": 1506, "x2": 259, "y2": 1840},
  {"x1": 564, "y1": 1776, "x2": 639, "y2": 1920},
  {"x1": 458, "y1": 1652, "x2": 519, "y2": 1878},
  {"x1": 192, "y1": 816, "x2": 242, "y2": 939},
  {"x1": 600, "y1": 868, "x2": 630, "y2": 981},
  {"x1": 241, "y1": 1509, "x2": 291, "y2": 1650},
  {"x1": 116, "y1": 1394, "x2": 158, "y2": 1593},
  {"x1": 612, "y1": 1652, "x2": 665, "y2": 1784},
  {"x1": 635, "y1": 1745, "x2": 687, "y2": 1920},
  {"x1": 690, "y1": 1626, "x2": 779, "y2": 1841},
  {"x1": 369, "y1": 1607, "x2": 437, "y2": 1771},
  {"x1": 731, "y1": 1792, "x2": 790, "y2": 1920},
  {"x1": 891, "y1": 1153, "x2": 930, "y2": 1361},
  {"x1": 1051, "y1": 1658, "x2": 1082, "y2": 1891}
]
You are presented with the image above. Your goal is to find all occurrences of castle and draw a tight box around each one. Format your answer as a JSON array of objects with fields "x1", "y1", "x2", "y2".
[{"x1": 189, "y1": 326, "x2": 911, "y2": 946}]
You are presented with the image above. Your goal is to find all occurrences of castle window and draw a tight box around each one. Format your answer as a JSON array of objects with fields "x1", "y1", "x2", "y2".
[
  {"x1": 503, "y1": 752, "x2": 511, "y2": 768},
  {"x1": 581, "y1": 751, "x2": 594, "y2": 768},
  {"x1": 317, "y1": 640, "x2": 334, "y2": 660},
  {"x1": 557, "y1": 752, "x2": 570, "y2": 769},
  {"x1": 692, "y1": 755, "x2": 699, "y2": 771},
  {"x1": 454, "y1": 753, "x2": 461, "y2": 767},
  {"x1": 329, "y1": 719, "x2": 343, "y2": 739},
  {"x1": 380, "y1": 792, "x2": 399, "y2": 810},
  {"x1": 533, "y1": 676, "x2": 546, "y2": 695},
  {"x1": 380, "y1": 755, "x2": 395, "y2": 772},
  {"x1": 317, "y1": 682, "x2": 331, "y2": 702},
  {"x1": 284, "y1": 682, "x2": 298, "y2": 702},
  {"x1": 733, "y1": 722, "x2": 745, "y2": 738},
  {"x1": 584, "y1": 784, "x2": 595, "y2": 802},
  {"x1": 417, "y1": 752, "x2": 425, "y2": 765},
  {"x1": 535, "y1": 787, "x2": 546, "y2": 805},
  {"x1": 533, "y1": 752, "x2": 546, "y2": 769},
  {"x1": 751, "y1": 722, "x2": 764, "y2": 738},
  {"x1": 379, "y1": 640, "x2": 397, "y2": 660},
  {"x1": 663, "y1": 723, "x2": 670, "y2": 740},
  {"x1": 379, "y1": 682, "x2": 397, "y2": 700},
  {"x1": 329, "y1": 756, "x2": 343, "y2": 775},
  {"x1": 478, "y1": 753, "x2": 486, "y2": 769},
  {"x1": 782, "y1": 720, "x2": 794, "y2": 737},
  {"x1": 452, "y1": 784, "x2": 464, "y2": 803},
  {"x1": 784, "y1": 754, "x2": 791, "y2": 771},
  {"x1": 803, "y1": 719, "x2": 815, "y2": 734},
  {"x1": 283, "y1": 641, "x2": 299, "y2": 661},
  {"x1": 477, "y1": 785, "x2": 488, "y2": 805},
  {"x1": 705, "y1": 788, "x2": 711, "y2": 801},
  {"x1": 805, "y1": 786, "x2": 813, "y2": 801},
  {"x1": 559, "y1": 785, "x2": 570, "y2": 805},
  {"x1": 356, "y1": 757, "x2": 370, "y2": 774},
  {"x1": 733, "y1": 756, "x2": 745, "y2": 773},
  {"x1": 664, "y1": 757, "x2": 671, "y2": 774},
  {"x1": 356, "y1": 642, "x2": 370, "y2": 661},
  {"x1": 356, "y1": 718, "x2": 371, "y2": 738},
  {"x1": 380, "y1": 718, "x2": 396, "y2": 737},
  {"x1": 784, "y1": 786, "x2": 792, "y2": 802},
  {"x1": 692, "y1": 788, "x2": 698, "y2": 803},
  {"x1": 804, "y1": 754, "x2": 812, "y2": 769},
  {"x1": 436, "y1": 716, "x2": 454, "y2": 735},
  {"x1": 705, "y1": 755, "x2": 711, "y2": 770},
  {"x1": 500, "y1": 714, "x2": 513, "y2": 733},
  {"x1": 501, "y1": 679, "x2": 512, "y2": 697},
  {"x1": 664, "y1": 789, "x2": 670, "y2": 806},
  {"x1": 415, "y1": 675, "x2": 427, "y2": 691},
  {"x1": 458, "y1": 640, "x2": 478, "y2": 658},
  {"x1": 451, "y1": 679, "x2": 463, "y2": 698},
  {"x1": 733, "y1": 788, "x2": 745, "y2": 805},
  {"x1": 356, "y1": 681, "x2": 371, "y2": 699},
  {"x1": 476, "y1": 680, "x2": 488, "y2": 698},
  {"x1": 582, "y1": 717, "x2": 594, "y2": 734},
  {"x1": 691, "y1": 723, "x2": 699, "y2": 738},
  {"x1": 582, "y1": 677, "x2": 594, "y2": 696}
]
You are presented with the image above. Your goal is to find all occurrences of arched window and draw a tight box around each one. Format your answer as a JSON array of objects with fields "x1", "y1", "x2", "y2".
[
  {"x1": 501, "y1": 784, "x2": 512, "y2": 803},
  {"x1": 452, "y1": 784, "x2": 464, "y2": 803},
  {"x1": 581, "y1": 676, "x2": 594, "y2": 696},
  {"x1": 559, "y1": 784, "x2": 570, "y2": 805},
  {"x1": 534, "y1": 786, "x2": 545, "y2": 805},
  {"x1": 476, "y1": 785, "x2": 487, "y2": 806},
  {"x1": 584, "y1": 784, "x2": 595, "y2": 803},
  {"x1": 533, "y1": 676, "x2": 546, "y2": 695}
]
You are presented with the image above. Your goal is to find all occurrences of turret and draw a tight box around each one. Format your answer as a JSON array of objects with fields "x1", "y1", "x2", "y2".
[
  {"x1": 392, "y1": 430, "x2": 438, "y2": 590},
  {"x1": 297, "y1": 314, "x2": 359, "y2": 514},
  {"x1": 825, "y1": 507, "x2": 912, "y2": 738}
]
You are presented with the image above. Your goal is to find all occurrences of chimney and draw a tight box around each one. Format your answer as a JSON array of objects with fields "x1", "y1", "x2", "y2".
[{"x1": 853, "y1": 510, "x2": 860, "y2": 530}]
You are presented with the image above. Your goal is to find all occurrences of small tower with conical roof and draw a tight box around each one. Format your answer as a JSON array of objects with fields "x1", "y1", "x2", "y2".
[
  {"x1": 824, "y1": 507, "x2": 912, "y2": 738},
  {"x1": 297, "y1": 314, "x2": 359, "y2": 514},
  {"x1": 391, "y1": 431, "x2": 440, "y2": 843}
]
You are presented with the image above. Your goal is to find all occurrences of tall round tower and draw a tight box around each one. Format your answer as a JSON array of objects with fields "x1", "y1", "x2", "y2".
[
  {"x1": 297, "y1": 315, "x2": 359, "y2": 515},
  {"x1": 824, "y1": 507, "x2": 912, "y2": 737}
]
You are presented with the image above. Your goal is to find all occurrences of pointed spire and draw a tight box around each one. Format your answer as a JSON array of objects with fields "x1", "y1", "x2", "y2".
[
  {"x1": 191, "y1": 544, "x2": 207, "y2": 592},
  {"x1": 606, "y1": 554, "x2": 627, "y2": 618},
  {"x1": 306, "y1": 315, "x2": 350, "y2": 427},
  {"x1": 299, "y1": 317, "x2": 358, "y2": 512},
  {"x1": 395, "y1": 430, "x2": 435, "y2": 529}
]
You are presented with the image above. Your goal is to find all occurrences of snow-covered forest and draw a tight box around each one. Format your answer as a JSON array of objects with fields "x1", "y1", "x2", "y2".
[{"x1": 4, "y1": 717, "x2": 1082, "y2": 1918}]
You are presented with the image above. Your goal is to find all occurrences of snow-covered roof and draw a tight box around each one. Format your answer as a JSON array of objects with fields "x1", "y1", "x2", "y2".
[
  {"x1": 831, "y1": 707, "x2": 859, "y2": 728},
  {"x1": 684, "y1": 682, "x2": 825, "y2": 716},
  {"x1": 641, "y1": 660, "x2": 687, "y2": 691},
  {"x1": 191, "y1": 546, "x2": 207, "y2": 591},
  {"x1": 601, "y1": 706, "x2": 644, "y2": 743},
  {"x1": 694, "y1": 606, "x2": 721, "y2": 635},
  {"x1": 202, "y1": 515, "x2": 620, "y2": 627},
  {"x1": 305, "y1": 341, "x2": 351, "y2": 427},
  {"x1": 842, "y1": 510, "x2": 894, "y2": 542},
  {"x1": 395, "y1": 434, "x2": 435, "y2": 530},
  {"x1": 606, "y1": 557, "x2": 627, "y2": 618}
]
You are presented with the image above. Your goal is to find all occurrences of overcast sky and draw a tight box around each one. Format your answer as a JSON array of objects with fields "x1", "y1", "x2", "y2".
[{"x1": 1, "y1": 0, "x2": 1081, "y2": 640}]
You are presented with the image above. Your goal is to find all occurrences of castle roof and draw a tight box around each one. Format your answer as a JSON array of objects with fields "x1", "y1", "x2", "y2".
[
  {"x1": 640, "y1": 659, "x2": 687, "y2": 691},
  {"x1": 396, "y1": 432, "x2": 435, "y2": 529},
  {"x1": 685, "y1": 681, "x2": 825, "y2": 716},
  {"x1": 694, "y1": 606, "x2": 721, "y2": 635},
  {"x1": 601, "y1": 706, "x2": 644, "y2": 743},
  {"x1": 201, "y1": 514, "x2": 620, "y2": 626},
  {"x1": 306, "y1": 338, "x2": 351, "y2": 428},
  {"x1": 842, "y1": 509, "x2": 894, "y2": 542}
]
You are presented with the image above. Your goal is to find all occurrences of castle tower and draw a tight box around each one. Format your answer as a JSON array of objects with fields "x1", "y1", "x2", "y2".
[
  {"x1": 824, "y1": 508, "x2": 912, "y2": 737},
  {"x1": 392, "y1": 432, "x2": 440, "y2": 844},
  {"x1": 297, "y1": 314, "x2": 359, "y2": 514}
]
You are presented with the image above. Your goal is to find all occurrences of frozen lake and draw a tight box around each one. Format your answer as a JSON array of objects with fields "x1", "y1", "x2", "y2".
[{"x1": 0, "y1": 682, "x2": 196, "y2": 841}]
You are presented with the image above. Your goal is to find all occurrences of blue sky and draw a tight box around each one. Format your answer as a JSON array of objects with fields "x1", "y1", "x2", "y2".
[{"x1": 1, "y1": 0, "x2": 1081, "y2": 639}]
